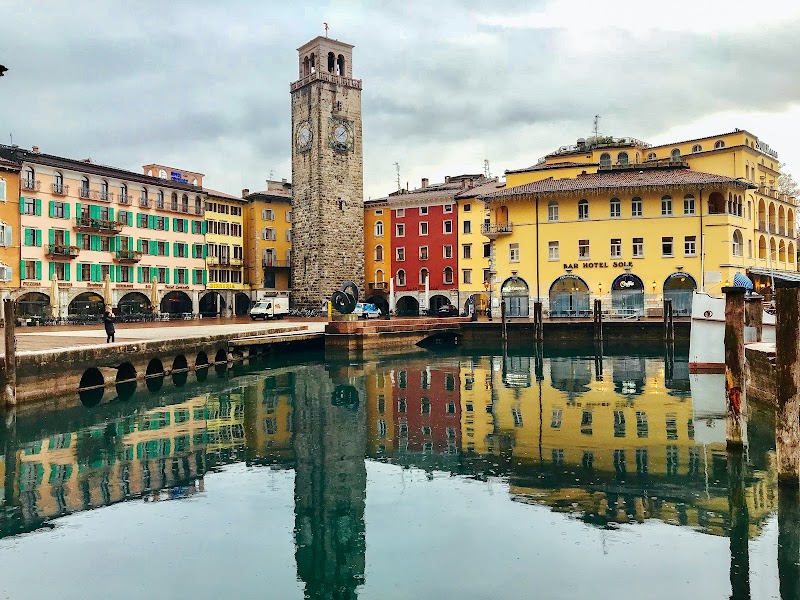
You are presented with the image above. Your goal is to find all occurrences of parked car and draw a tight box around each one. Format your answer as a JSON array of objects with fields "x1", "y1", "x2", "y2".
[
  {"x1": 437, "y1": 304, "x2": 460, "y2": 317},
  {"x1": 355, "y1": 302, "x2": 382, "y2": 319}
]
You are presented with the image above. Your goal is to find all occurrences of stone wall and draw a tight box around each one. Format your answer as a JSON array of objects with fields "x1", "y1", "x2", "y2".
[{"x1": 745, "y1": 344, "x2": 777, "y2": 406}]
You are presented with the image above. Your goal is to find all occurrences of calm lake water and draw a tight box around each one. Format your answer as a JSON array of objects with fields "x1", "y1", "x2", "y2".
[{"x1": 0, "y1": 345, "x2": 796, "y2": 600}]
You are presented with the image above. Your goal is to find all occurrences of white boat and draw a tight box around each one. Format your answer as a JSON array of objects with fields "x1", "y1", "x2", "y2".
[{"x1": 688, "y1": 291, "x2": 775, "y2": 372}]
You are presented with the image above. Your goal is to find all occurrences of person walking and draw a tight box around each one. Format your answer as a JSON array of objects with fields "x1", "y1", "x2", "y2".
[{"x1": 103, "y1": 307, "x2": 116, "y2": 343}]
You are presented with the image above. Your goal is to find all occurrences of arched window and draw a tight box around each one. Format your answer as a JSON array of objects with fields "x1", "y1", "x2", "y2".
[
  {"x1": 692, "y1": 144, "x2": 702, "y2": 153},
  {"x1": 758, "y1": 236, "x2": 767, "y2": 259},
  {"x1": 53, "y1": 171, "x2": 64, "y2": 194},
  {"x1": 683, "y1": 194, "x2": 695, "y2": 215},
  {"x1": 158, "y1": 169, "x2": 167, "y2": 179},
  {"x1": 671, "y1": 148, "x2": 681, "y2": 161},
  {"x1": 181, "y1": 194, "x2": 189, "y2": 211},
  {"x1": 714, "y1": 140, "x2": 725, "y2": 149},
  {"x1": 770, "y1": 238, "x2": 777, "y2": 259},
  {"x1": 631, "y1": 197, "x2": 643, "y2": 217},
  {"x1": 768, "y1": 202, "x2": 777, "y2": 232},
  {"x1": 195, "y1": 196, "x2": 202, "y2": 214},
  {"x1": 779, "y1": 205, "x2": 786, "y2": 234},
  {"x1": 646, "y1": 152, "x2": 656, "y2": 160},
  {"x1": 578, "y1": 199, "x2": 589, "y2": 220},
  {"x1": 661, "y1": 195, "x2": 673, "y2": 216},
  {"x1": 547, "y1": 201, "x2": 559, "y2": 222},
  {"x1": 375, "y1": 244, "x2": 383, "y2": 261},
  {"x1": 779, "y1": 240, "x2": 787, "y2": 262},
  {"x1": 748, "y1": 239, "x2": 753, "y2": 258},
  {"x1": 302, "y1": 55, "x2": 310, "y2": 77},
  {"x1": 789, "y1": 242, "x2": 796, "y2": 264},
  {"x1": 23, "y1": 166, "x2": 34, "y2": 188},
  {"x1": 140, "y1": 187, "x2": 148, "y2": 204},
  {"x1": 171, "y1": 192, "x2": 178, "y2": 211},
  {"x1": 337, "y1": 54, "x2": 345, "y2": 76},
  {"x1": 376, "y1": 269, "x2": 384, "y2": 283},
  {"x1": 310, "y1": 53, "x2": 316, "y2": 73},
  {"x1": 758, "y1": 199, "x2": 766, "y2": 229},
  {"x1": 80, "y1": 176, "x2": 90, "y2": 198},
  {"x1": 374, "y1": 220, "x2": 384, "y2": 236},
  {"x1": 100, "y1": 179, "x2": 109, "y2": 200},
  {"x1": 120, "y1": 183, "x2": 128, "y2": 203},
  {"x1": 747, "y1": 199, "x2": 752, "y2": 221},
  {"x1": 443, "y1": 266, "x2": 453, "y2": 285},
  {"x1": 788, "y1": 209, "x2": 795, "y2": 235},
  {"x1": 732, "y1": 229, "x2": 743, "y2": 256},
  {"x1": 419, "y1": 268, "x2": 429, "y2": 285},
  {"x1": 396, "y1": 269, "x2": 406, "y2": 286},
  {"x1": 327, "y1": 52, "x2": 335, "y2": 73},
  {"x1": 599, "y1": 153, "x2": 611, "y2": 168},
  {"x1": 157, "y1": 190, "x2": 164, "y2": 208},
  {"x1": 610, "y1": 197, "x2": 621, "y2": 218},
  {"x1": 617, "y1": 151, "x2": 629, "y2": 165}
]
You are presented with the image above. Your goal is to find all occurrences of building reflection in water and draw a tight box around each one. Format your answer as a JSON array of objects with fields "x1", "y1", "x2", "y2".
[{"x1": 0, "y1": 346, "x2": 796, "y2": 599}]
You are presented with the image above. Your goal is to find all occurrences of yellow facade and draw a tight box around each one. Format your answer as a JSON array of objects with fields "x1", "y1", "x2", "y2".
[
  {"x1": 363, "y1": 199, "x2": 390, "y2": 307},
  {"x1": 243, "y1": 370, "x2": 295, "y2": 464},
  {"x1": 365, "y1": 364, "x2": 394, "y2": 456},
  {"x1": 244, "y1": 180, "x2": 292, "y2": 294},
  {"x1": 487, "y1": 129, "x2": 797, "y2": 314},
  {"x1": 0, "y1": 159, "x2": 21, "y2": 292},
  {"x1": 204, "y1": 190, "x2": 246, "y2": 291}
]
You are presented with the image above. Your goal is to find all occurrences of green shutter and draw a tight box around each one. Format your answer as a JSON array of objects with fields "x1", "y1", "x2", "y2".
[
  {"x1": 92, "y1": 264, "x2": 100, "y2": 282},
  {"x1": 184, "y1": 219, "x2": 189, "y2": 233},
  {"x1": 19, "y1": 259, "x2": 25, "y2": 278},
  {"x1": 24, "y1": 229, "x2": 31, "y2": 246},
  {"x1": 164, "y1": 243, "x2": 169, "y2": 257},
  {"x1": 109, "y1": 207, "x2": 114, "y2": 220},
  {"x1": 148, "y1": 215, "x2": 155, "y2": 229},
  {"x1": 48, "y1": 229, "x2": 55, "y2": 245},
  {"x1": 109, "y1": 237, "x2": 116, "y2": 252},
  {"x1": 90, "y1": 235, "x2": 99, "y2": 251},
  {"x1": 172, "y1": 241, "x2": 176, "y2": 256},
  {"x1": 76, "y1": 263, "x2": 82, "y2": 282},
  {"x1": 191, "y1": 269, "x2": 196, "y2": 284},
  {"x1": 109, "y1": 265, "x2": 115, "y2": 282},
  {"x1": 76, "y1": 203, "x2": 82, "y2": 222},
  {"x1": 202, "y1": 221, "x2": 207, "y2": 234},
  {"x1": 64, "y1": 263, "x2": 71, "y2": 282},
  {"x1": 128, "y1": 236, "x2": 133, "y2": 250},
  {"x1": 49, "y1": 261, "x2": 54, "y2": 280},
  {"x1": 149, "y1": 240, "x2": 157, "y2": 255},
  {"x1": 19, "y1": 197, "x2": 25, "y2": 214},
  {"x1": 35, "y1": 261, "x2": 42, "y2": 281},
  {"x1": 48, "y1": 200, "x2": 55, "y2": 218},
  {"x1": 202, "y1": 270, "x2": 207, "y2": 285},
  {"x1": 165, "y1": 269, "x2": 170, "y2": 284},
  {"x1": 172, "y1": 218, "x2": 176, "y2": 231},
  {"x1": 173, "y1": 268, "x2": 177, "y2": 283},
  {"x1": 35, "y1": 230, "x2": 42, "y2": 247},
  {"x1": 116, "y1": 265, "x2": 121, "y2": 282},
  {"x1": 34, "y1": 199, "x2": 42, "y2": 216},
  {"x1": 64, "y1": 203, "x2": 70, "y2": 219},
  {"x1": 164, "y1": 218, "x2": 169, "y2": 232},
  {"x1": 76, "y1": 233, "x2": 83, "y2": 247},
  {"x1": 191, "y1": 244, "x2": 196, "y2": 259},
  {"x1": 136, "y1": 238, "x2": 141, "y2": 252},
  {"x1": 64, "y1": 231, "x2": 71, "y2": 246},
  {"x1": 136, "y1": 213, "x2": 141, "y2": 228},
  {"x1": 202, "y1": 245, "x2": 207, "y2": 259},
  {"x1": 137, "y1": 266, "x2": 142, "y2": 283}
]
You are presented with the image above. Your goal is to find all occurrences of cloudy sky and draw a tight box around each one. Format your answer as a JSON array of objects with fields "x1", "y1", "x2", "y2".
[{"x1": 2, "y1": 0, "x2": 800, "y2": 199}]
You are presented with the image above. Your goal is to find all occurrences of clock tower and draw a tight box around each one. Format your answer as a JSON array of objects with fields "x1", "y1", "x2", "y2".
[{"x1": 290, "y1": 36, "x2": 364, "y2": 309}]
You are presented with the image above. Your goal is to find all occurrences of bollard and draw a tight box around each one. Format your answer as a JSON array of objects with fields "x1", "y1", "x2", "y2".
[
  {"x1": 722, "y1": 287, "x2": 746, "y2": 448},
  {"x1": 743, "y1": 293, "x2": 763, "y2": 343},
  {"x1": 3, "y1": 299, "x2": 16, "y2": 407},
  {"x1": 778, "y1": 486, "x2": 799, "y2": 600},
  {"x1": 775, "y1": 283, "x2": 800, "y2": 485},
  {"x1": 593, "y1": 298, "x2": 603, "y2": 343},
  {"x1": 533, "y1": 301, "x2": 543, "y2": 342},
  {"x1": 500, "y1": 301, "x2": 507, "y2": 342},
  {"x1": 663, "y1": 298, "x2": 674, "y2": 343}
]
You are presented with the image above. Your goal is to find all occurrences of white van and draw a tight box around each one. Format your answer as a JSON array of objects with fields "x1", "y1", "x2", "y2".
[{"x1": 250, "y1": 296, "x2": 289, "y2": 320}]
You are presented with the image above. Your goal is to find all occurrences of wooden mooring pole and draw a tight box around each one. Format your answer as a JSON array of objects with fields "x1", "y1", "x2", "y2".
[
  {"x1": 3, "y1": 299, "x2": 16, "y2": 407},
  {"x1": 775, "y1": 283, "x2": 800, "y2": 486},
  {"x1": 727, "y1": 447, "x2": 751, "y2": 600},
  {"x1": 723, "y1": 287, "x2": 746, "y2": 448},
  {"x1": 743, "y1": 293, "x2": 763, "y2": 343},
  {"x1": 663, "y1": 298, "x2": 674, "y2": 343},
  {"x1": 593, "y1": 298, "x2": 603, "y2": 343},
  {"x1": 778, "y1": 485, "x2": 799, "y2": 600},
  {"x1": 533, "y1": 301, "x2": 543, "y2": 342},
  {"x1": 500, "y1": 300, "x2": 507, "y2": 342}
]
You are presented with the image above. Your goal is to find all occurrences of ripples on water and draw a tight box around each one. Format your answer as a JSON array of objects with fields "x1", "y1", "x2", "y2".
[{"x1": 0, "y1": 344, "x2": 796, "y2": 600}]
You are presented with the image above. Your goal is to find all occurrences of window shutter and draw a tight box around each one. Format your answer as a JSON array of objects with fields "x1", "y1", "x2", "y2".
[
  {"x1": 191, "y1": 269, "x2": 196, "y2": 285},
  {"x1": 35, "y1": 199, "x2": 42, "y2": 216},
  {"x1": 191, "y1": 244, "x2": 196, "y2": 259},
  {"x1": 90, "y1": 205, "x2": 99, "y2": 219},
  {"x1": 76, "y1": 233, "x2": 83, "y2": 247},
  {"x1": 49, "y1": 261, "x2": 54, "y2": 281},
  {"x1": 19, "y1": 197, "x2": 25, "y2": 214},
  {"x1": 76, "y1": 203, "x2": 81, "y2": 221},
  {"x1": 173, "y1": 268, "x2": 177, "y2": 283},
  {"x1": 35, "y1": 261, "x2": 42, "y2": 281},
  {"x1": 65, "y1": 231, "x2": 71, "y2": 246},
  {"x1": 24, "y1": 229, "x2": 31, "y2": 247},
  {"x1": 128, "y1": 236, "x2": 133, "y2": 249},
  {"x1": 109, "y1": 207, "x2": 114, "y2": 220},
  {"x1": 203, "y1": 245, "x2": 207, "y2": 259},
  {"x1": 64, "y1": 203, "x2": 70, "y2": 219},
  {"x1": 116, "y1": 265, "x2": 121, "y2": 282},
  {"x1": 165, "y1": 269, "x2": 170, "y2": 284},
  {"x1": 136, "y1": 238, "x2": 141, "y2": 252},
  {"x1": 48, "y1": 229, "x2": 54, "y2": 246},
  {"x1": 164, "y1": 218, "x2": 169, "y2": 232},
  {"x1": 172, "y1": 218, "x2": 176, "y2": 231},
  {"x1": 35, "y1": 230, "x2": 42, "y2": 247},
  {"x1": 48, "y1": 200, "x2": 54, "y2": 218},
  {"x1": 165, "y1": 243, "x2": 169, "y2": 257},
  {"x1": 203, "y1": 270, "x2": 207, "y2": 285},
  {"x1": 202, "y1": 221, "x2": 207, "y2": 234},
  {"x1": 172, "y1": 241, "x2": 177, "y2": 256},
  {"x1": 19, "y1": 259, "x2": 25, "y2": 278},
  {"x1": 109, "y1": 236, "x2": 115, "y2": 252},
  {"x1": 91, "y1": 235, "x2": 99, "y2": 251},
  {"x1": 136, "y1": 213, "x2": 141, "y2": 228},
  {"x1": 76, "y1": 263, "x2": 82, "y2": 282},
  {"x1": 137, "y1": 266, "x2": 142, "y2": 283},
  {"x1": 109, "y1": 265, "x2": 115, "y2": 282},
  {"x1": 184, "y1": 219, "x2": 188, "y2": 232},
  {"x1": 64, "y1": 263, "x2": 70, "y2": 281}
]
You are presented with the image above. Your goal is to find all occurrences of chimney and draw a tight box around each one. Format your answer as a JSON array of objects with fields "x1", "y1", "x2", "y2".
[
  {"x1": 282, "y1": 178, "x2": 287, "y2": 184},
  {"x1": 31, "y1": 145, "x2": 39, "y2": 153},
  {"x1": 421, "y1": 178, "x2": 429, "y2": 189},
  {"x1": 242, "y1": 188, "x2": 250, "y2": 198},
  {"x1": 444, "y1": 176, "x2": 450, "y2": 183},
  {"x1": 461, "y1": 179, "x2": 469, "y2": 190}
]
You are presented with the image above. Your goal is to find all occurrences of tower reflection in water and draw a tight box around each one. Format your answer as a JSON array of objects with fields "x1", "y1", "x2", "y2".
[{"x1": 0, "y1": 347, "x2": 796, "y2": 599}]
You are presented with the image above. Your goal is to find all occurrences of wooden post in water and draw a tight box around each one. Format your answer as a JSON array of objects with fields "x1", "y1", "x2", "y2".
[
  {"x1": 3, "y1": 299, "x2": 16, "y2": 407},
  {"x1": 500, "y1": 300, "x2": 507, "y2": 342},
  {"x1": 775, "y1": 283, "x2": 800, "y2": 485},
  {"x1": 722, "y1": 287, "x2": 746, "y2": 448},
  {"x1": 663, "y1": 298, "x2": 674, "y2": 343},
  {"x1": 743, "y1": 293, "x2": 763, "y2": 343},
  {"x1": 727, "y1": 447, "x2": 751, "y2": 600},
  {"x1": 593, "y1": 298, "x2": 602, "y2": 343},
  {"x1": 533, "y1": 301, "x2": 543, "y2": 342},
  {"x1": 778, "y1": 485, "x2": 799, "y2": 600}
]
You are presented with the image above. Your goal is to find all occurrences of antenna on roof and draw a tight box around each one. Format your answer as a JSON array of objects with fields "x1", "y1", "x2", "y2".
[
  {"x1": 484, "y1": 159, "x2": 491, "y2": 178},
  {"x1": 593, "y1": 115, "x2": 601, "y2": 139},
  {"x1": 324, "y1": 22, "x2": 329, "y2": 37},
  {"x1": 393, "y1": 162, "x2": 401, "y2": 191},
  {"x1": 269, "y1": 169, "x2": 274, "y2": 180}
]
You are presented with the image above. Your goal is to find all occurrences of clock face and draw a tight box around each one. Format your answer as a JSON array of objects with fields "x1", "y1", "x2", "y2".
[
  {"x1": 296, "y1": 121, "x2": 312, "y2": 152},
  {"x1": 328, "y1": 119, "x2": 353, "y2": 153}
]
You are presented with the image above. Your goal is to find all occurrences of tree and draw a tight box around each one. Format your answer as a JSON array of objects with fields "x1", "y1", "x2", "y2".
[{"x1": 777, "y1": 163, "x2": 799, "y2": 197}]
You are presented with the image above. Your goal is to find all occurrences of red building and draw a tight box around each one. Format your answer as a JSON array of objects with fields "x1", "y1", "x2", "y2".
[{"x1": 386, "y1": 175, "x2": 489, "y2": 316}]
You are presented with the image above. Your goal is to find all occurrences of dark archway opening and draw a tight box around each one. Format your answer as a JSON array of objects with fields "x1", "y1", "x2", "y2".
[
  {"x1": 365, "y1": 295, "x2": 389, "y2": 315},
  {"x1": 145, "y1": 358, "x2": 164, "y2": 392},
  {"x1": 115, "y1": 362, "x2": 137, "y2": 400},
  {"x1": 396, "y1": 296, "x2": 419, "y2": 317},
  {"x1": 234, "y1": 293, "x2": 251, "y2": 316},
  {"x1": 160, "y1": 291, "x2": 192, "y2": 317},
  {"x1": 200, "y1": 292, "x2": 226, "y2": 318},
  {"x1": 16, "y1": 292, "x2": 50, "y2": 319},
  {"x1": 172, "y1": 355, "x2": 189, "y2": 387},
  {"x1": 79, "y1": 367, "x2": 104, "y2": 407},
  {"x1": 69, "y1": 292, "x2": 104, "y2": 317},
  {"x1": 118, "y1": 292, "x2": 151, "y2": 317},
  {"x1": 195, "y1": 351, "x2": 209, "y2": 382},
  {"x1": 428, "y1": 294, "x2": 451, "y2": 314}
]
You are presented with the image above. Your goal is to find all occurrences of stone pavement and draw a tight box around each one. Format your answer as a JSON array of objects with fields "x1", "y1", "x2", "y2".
[{"x1": 3, "y1": 319, "x2": 326, "y2": 353}]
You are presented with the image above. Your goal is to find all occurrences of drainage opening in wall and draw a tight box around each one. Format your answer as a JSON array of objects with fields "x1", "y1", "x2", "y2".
[
  {"x1": 115, "y1": 362, "x2": 137, "y2": 400},
  {"x1": 79, "y1": 367, "x2": 104, "y2": 407},
  {"x1": 172, "y1": 355, "x2": 189, "y2": 387},
  {"x1": 145, "y1": 358, "x2": 164, "y2": 392},
  {"x1": 214, "y1": 348, "x2": 228, "y2": 378},
  {"x1": 196, "y1": 351, "x2": 209, "y2": 383}
]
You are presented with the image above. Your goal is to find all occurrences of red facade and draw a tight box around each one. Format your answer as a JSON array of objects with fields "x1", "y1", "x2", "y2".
[{"x1": 391, "y1": 204, "x2": 457, "y2": 293}]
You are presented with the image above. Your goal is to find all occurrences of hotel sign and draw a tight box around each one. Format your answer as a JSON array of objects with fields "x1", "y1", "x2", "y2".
[
  {"x1": 755, "y1": 140, "x2": 779, "y2": 160},
  {"x1": 564, "y1": 261, "x2": 633, "y2": 269}
]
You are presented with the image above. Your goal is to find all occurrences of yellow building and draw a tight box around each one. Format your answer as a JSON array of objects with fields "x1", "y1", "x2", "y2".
[
  {"x1": 483, "y1": 129, "x2": 797, "y2": 315},
  {"x1": 0, "y1": 157, "x2": 20, "y2": 295},
  {"x1": 243, "y1": 180, "x2": 292, "y2": 296},
  {"x1": 363, "y1": 198, "x2": 390, "y2": 313},
  {"x1": 202, "y1": 189, "x2": 249, "y2": 316},
  {"x1": 364, "y1": 363, "x2": 394, "y2": 457},
  {"x1": 243, "y1": 370, "x2": 295, "y2": 465}
]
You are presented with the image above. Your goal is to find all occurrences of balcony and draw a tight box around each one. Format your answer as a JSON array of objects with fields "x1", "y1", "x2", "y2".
[
  {"x1": 230, "y1": 258, "x2": 243, "y2": 266},
  {"x1": 370, "y1": 281, "x2": 388, "y2": 290},
  {"x1": 46, "y1": 244, "x2": 80, "y2": 259},
  {"x1": 170, "y1": 202, "x2": 178, "y2": 212},
  {"x1": 180, "y1": 204, "x2": 189, "y2": 214},
  {"x1": 79, "y1": 187, "x2": 91, "y2": 199},
  {"x1": 52, "y1": 183, "x2": 69, "y2": 196},
  {"x1": 481, "y1": 222, "x2": 513, "y2": 239},
  {"x1": 97, "y1": 190, "x2": 111, "y2": 202},
  {"x1": 262, "y1": 258, "x2": 290, "y2": 268},
  {"x1": 119, "y1": 194, "x2": 131, "y2": 205},
  {"x1": 114, "y1": 249, "x2": 142, "y2": 263},
  {"x1": 193, "y1": 206, "x2": 203, "y2": 215},
  {"x1": 207, "y1": 256, "x2": 230, "y2": 266},
  {"x1": 75, "y1": 216, "x2": 124, "y2": 234},
  {"x1": 22, "y1": 179, "x2": 40, "y2": 192},
  {"x1": 139, "y1": 197, "x2": 150, "y2": 208}
]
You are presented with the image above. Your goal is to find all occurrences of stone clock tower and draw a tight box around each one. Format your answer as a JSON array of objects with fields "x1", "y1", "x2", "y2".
[{"x1": 290, "y1": 36, "x2": 364, "y2": 309}]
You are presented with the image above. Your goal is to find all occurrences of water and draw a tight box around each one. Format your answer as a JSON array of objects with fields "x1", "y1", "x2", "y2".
[{"x1": 0, "y1": 345, "x2": 796, "y2": 600}]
